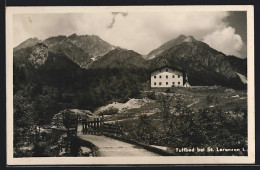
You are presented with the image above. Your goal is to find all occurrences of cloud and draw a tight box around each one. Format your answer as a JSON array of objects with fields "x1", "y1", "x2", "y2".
[
  {"x1": 111, "y1": 12, "x2": 128, "y2": 17},
  {"x1": 102, "y1": 11, "x2": 230, "y2": 54},
  {"x1": 13, "y1": 11, "x2": 246, "y2": 58},
  {"x1": 203, "y1": 27, "x2": 244, "y2": 57},
  {"x1": 108, "y1": 12, "x2": 128, "y2": 29}
]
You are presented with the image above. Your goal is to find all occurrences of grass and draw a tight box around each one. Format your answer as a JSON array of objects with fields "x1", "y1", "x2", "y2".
[{"x1": 103, "y1": 86, "x2": 247, "y2": 122}]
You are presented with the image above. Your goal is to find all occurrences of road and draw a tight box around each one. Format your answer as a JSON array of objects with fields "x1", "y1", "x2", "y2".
[{"x1": 78, "y1": 134, "x2": 159, "y2": 157}]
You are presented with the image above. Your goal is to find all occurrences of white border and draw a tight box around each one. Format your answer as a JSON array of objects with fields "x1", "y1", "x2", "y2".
[{"x1": 6, "y1": 5, "x2": 255, "y2": 165}]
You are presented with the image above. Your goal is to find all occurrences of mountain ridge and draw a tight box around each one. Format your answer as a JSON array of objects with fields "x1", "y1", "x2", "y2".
[
  {"x1": 14, "y1": 33, "x2": 116, "y2": 68},
  {"x1": 13, "y1": 34, "x2": 247, "y2": 89},
  {"x1": 14, "y1": 37, "x2": 41, "y2": 52},
  {"x1": 90, "y1": 48, "x2": 149, "y2": 69},
  {"x1": 145, "y1": 35, "x2": 197, "y2": 60}
]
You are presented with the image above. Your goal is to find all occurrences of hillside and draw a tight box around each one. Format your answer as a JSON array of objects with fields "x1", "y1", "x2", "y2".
[
  {"x1": 13, "y1": 33, "x2": 248, "y2": 158},
  {"x1": 66, "y1": 33, "x2": 115, "y2": 59},
  {"x1": 90, "y1": 48, "x2": 149, "y2": 69},
  {"x1": 145, "y1": 34, "x2": 193, "y2": 60},
  {"x1": 14, "y1": 38, "x2": 41, "y2": 52},
  {"x1": 14, "y1": 34, "x2": 116, "y2": 69},
  {"x1": 148, "y1": 36, "x2": 247, "y2": 89},
  {"x1": 13, "y1": 34, "x2": 247, "y2": 90},
  {"x1": 14, "y1": 43, "x2": 48, "y2": 68}
]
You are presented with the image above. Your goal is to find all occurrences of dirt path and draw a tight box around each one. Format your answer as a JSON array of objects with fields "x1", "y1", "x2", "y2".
[
  {"x1": 78, "y1": 134, "x2": 159, "y2": 157},
  {"x1": 187, "y1": 99, "x2": 200, "y2": 107}
]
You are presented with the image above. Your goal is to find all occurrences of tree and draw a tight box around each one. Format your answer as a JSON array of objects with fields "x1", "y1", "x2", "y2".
[
  {"x1": 32, "y1": 95, "x2": 61, "y2": 136},
  {"x1": 13, "y1": 89, "x2": 35, "y2": 153},
  {"x1": 136, "y1": 115, "x2": 158, "y2": 144},
  {"x1": 157, "y1": 93, "x2": 174, "y2": 133}
]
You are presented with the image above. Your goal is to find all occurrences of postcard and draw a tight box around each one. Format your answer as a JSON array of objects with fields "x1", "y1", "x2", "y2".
[{"x1": 6, "y1": 5, "x2": 255, "y2": 165}]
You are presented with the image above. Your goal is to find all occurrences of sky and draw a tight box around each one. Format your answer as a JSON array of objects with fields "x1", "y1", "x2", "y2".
[{"x1": 13, "y1": 11, "x2": 247, "y2": 58}]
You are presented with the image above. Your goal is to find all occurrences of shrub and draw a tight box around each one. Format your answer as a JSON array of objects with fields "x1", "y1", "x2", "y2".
[
  {"x1": 165, "y1": 88, "x2": 171, "y2": 93},
  {"x1": 120, "y1": 93, "x2": 247, "y2": 156},
  {"x1": 146, "y1": 91, "x2": 156, "y2": 100}
]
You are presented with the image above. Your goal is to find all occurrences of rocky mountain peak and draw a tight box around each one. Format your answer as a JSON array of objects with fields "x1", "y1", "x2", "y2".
[
  {"x1": 14, "y1": 37, "x2": 41, "y2": 52},
  {"x1": 66, "y1": 33, "x2": 115, "y2": 59},
  {"x1": 68, "y1": 33, "x2": 77, "y2": 39},
  {"x1": 177, "y1": 34, "x2": 187, "y2": 39},
  {"x1": 183, "y1": 36, "x2": 196, "y2": 42},
  {"x1": 28, "y1": 43, "x2": 49, "y2": 68},
  {"x1": 13, "y1": 33, "x2": 247, "y2": 89},
  {"x1": 145, "y1": 34, "x2": 198, "y2": 60}
]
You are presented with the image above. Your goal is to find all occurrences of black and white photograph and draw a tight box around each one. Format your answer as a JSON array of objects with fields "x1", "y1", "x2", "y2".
[{"x1": 6, "y1": 6, "x2": 255, "y2": 165}]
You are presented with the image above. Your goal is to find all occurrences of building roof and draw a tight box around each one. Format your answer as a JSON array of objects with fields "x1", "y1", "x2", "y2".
[{"x1": 150, "y1": 65, "x2": 185, "y2": 74}]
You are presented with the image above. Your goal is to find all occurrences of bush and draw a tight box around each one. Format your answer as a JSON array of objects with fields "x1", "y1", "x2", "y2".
[
  {"x1": 165, "y1": 88, "x2": 171, "y2": 93},
  {"x1": 120, "y1": 94, "x2": 247, "y2": 156},
  {"x1": 146, "y1": 91, "x2": 156, "y2": 100}
]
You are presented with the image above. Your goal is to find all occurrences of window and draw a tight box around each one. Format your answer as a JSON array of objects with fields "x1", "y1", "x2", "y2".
[
  {"x1": 178, "y1": 75, "x2": 180, "y2": 78},
  {"x1": 166, "y1": 82, "x2": 168, "y2": 85},
  {"x1": 159, "y1": 82, "x2": 162, "y2": 85},
  {"x1": 172, "y1": 82, "x2": 175, "y2": 85},
  {"x1": 154, "y1": 76, "x2": 156, "y2": 79},
  {"x1": 166, "y1": 75, "x2": 168, "y2": 79},
  {"x1": 166, "y1": 69, "x2": 168, "y2": 72},
  {"x1": 159, "y1": 75, "x2": 162, "y2": 78},
  {"x1": 172, "y1": 75, "x2": 175, "y2": 78},
  {"x1": 154, "y1": 82, "x2": 156, "y2": 85},
  {"x1": 178, "y1": 82, "x2": 180, "y2": 85}
]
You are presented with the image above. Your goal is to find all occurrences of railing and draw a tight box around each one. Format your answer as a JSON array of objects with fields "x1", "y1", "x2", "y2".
[
  {"x1": 81, "y1": 118, "x2": 122, "y2": 137},
  {"x1": 102, "y1": 122, "x2": 122, "y2": 137},
  {"x1": 53, "y1": 115, "x2": 123, "y2": 138}
]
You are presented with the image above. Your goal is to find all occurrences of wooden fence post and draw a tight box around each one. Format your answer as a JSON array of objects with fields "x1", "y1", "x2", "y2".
[{"x1": 100, "y1": 117, "x2": 104, "y2": 135}]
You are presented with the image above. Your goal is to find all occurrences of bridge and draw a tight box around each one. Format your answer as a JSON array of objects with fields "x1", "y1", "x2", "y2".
[
  {"x1": 52, "y1": 110, "x2": 161, "y2": 156},
  {"x1": 78, "y1": 134, "x2": 158, "y2": 156}
]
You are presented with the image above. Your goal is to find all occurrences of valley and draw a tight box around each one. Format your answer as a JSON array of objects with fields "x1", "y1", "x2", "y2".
[{"x1": 13, "y1": 33, "x2": 248, "y2": 157}]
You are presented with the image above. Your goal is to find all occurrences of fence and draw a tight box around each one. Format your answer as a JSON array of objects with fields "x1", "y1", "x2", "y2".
[
  {"x1": 81, "y1": 118, "x2": 122, "y2": 137},
  {"x1": 102, "y1": 122, "x2": 122, "y2": 137},
  {"x1": 81, "y1": 118, "x2": 102, "y2": 135}
]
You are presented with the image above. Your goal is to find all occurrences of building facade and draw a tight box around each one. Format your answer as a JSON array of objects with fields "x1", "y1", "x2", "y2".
[{"x1": 151, "y1": 66, "x2": 184, "y2": 88}]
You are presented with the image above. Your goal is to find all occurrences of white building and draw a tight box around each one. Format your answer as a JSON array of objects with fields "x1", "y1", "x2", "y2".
[{"x1": 151, "y1": 66, "x2": 184, "y2": 88}]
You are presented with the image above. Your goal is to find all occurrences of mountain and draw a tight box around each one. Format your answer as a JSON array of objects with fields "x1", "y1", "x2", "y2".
[
  {"x1": 13, "y1": 41, "x2": 82, "y2": 90},
  {"x1": 14, "y1": 34, "x2": 116, "y2": 69},
  {"x1": 43, "y1": 36, "x2": 92, "y2": 68},
  {"x1": 42, "y1": 34, "x2": 116, "y2": 68},
  {"x1": 14, "y1": 43, "x2": 48, "y2": 68},
  {"x1": 145, "y1": 35, "x2": 195, "y2": 60},
  {"x1": 13, "y1": 34, "x2": 247, "y2": 89},
  {"x1": 66, "y1": 34, "x2": 115, "y2": 59},
  {"x1": 148, "y1": 36, "x2": 247, "y2": 89},
  {"x1": 14, "y1": 38, "x2": 41, "y2": 52},
  {"x1": 90, "y1": 48, "x2": 148, "y2": 69}
]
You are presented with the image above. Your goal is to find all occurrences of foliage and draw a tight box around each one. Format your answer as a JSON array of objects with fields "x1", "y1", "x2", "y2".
[
  {"x1": 13, "y1": 89, "x2": 35, "y2": 151},
  {"x1": 62, "y1": 110, "x2": 78, "y2": 130},
  {"x1": 120, "y1": 93, "x2": 247, "y2": 156},
  {"x1": 33, "y1": 95, "x2": 61, "y2": 129},
  {"x1": 14, "y1": 70, "x2": 61, "y2": 156},
  {"x1": 13, "y1": 48, "x2": 247, "y2": 156},
  {"x1": 14, "y1": 59, "x2": 147, "y2": 111},
  {"x1": 135, "y1": 115, "x2": 160, "y2": 144},
  {"x1": 165, "y1": 88, "x2": 172, "y2": 93},
  {"x1": 13, "y1": 58, "x2": 149, "y2": 157},
  {"x1": 146, "y1": 91, "x2": 156, "y2": 100}
]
